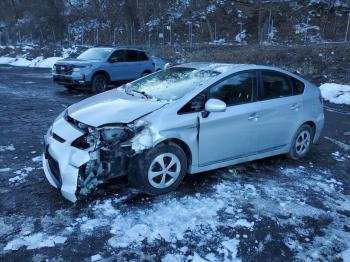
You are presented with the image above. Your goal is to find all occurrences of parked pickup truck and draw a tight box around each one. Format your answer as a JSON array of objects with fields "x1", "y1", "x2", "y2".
[{"x1": 52, "y1": 47, "x2": 155, "y2": 93}]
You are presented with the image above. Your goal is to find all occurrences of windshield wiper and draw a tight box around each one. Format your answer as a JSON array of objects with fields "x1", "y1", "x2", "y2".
[{"x1": 131, "y1": 90, "x2": 152, "y2": 99}]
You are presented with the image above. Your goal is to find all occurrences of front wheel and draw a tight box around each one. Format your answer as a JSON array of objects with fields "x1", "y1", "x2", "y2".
[
  {"x1": 130, "y1": 143, "x2": 187, "y2": 195},
  {"x1": 91, "y1": 74, "x2": 108, "y2": 94},
  {"x1": 287, "y1": 124, "x2": 314, "y2": 160},
  {"x1": 64, "y1": 85, "x2": 76, "y2": 92}
]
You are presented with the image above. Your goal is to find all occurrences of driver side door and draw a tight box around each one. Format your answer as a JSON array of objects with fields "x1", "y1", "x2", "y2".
[{"x1": 198, "y1": 71, "x2": 260, "y2": 167}]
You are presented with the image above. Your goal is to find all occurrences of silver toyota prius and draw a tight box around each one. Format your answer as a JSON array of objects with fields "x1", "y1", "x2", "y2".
[{"x1": 43, "y1": 63, "x2": 324, "y2": 202}]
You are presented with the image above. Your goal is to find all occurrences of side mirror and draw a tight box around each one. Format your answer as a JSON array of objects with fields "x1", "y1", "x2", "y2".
[
  {"x1": 205, "y1": 98, "x2": 226, "y2": 112},
  {"x1": 109, "y1": 57, "x2": 119, "y2": 63},
  {"x1": 202, "y1": 99, "x2": 226, "y2": 118}
]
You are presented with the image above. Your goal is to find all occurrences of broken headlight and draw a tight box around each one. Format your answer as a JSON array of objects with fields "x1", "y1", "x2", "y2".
[{"x1": 100, "y1": 126, "x2": 134, "y2": 143}]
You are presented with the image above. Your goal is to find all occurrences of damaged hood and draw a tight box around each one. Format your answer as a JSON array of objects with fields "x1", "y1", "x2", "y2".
[{"x1": 67, "y1": 89, "x2": 167, "y2": 127}]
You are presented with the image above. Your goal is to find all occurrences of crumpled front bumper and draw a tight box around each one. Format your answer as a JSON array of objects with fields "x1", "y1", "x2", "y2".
[{"x1": 42, "y1": 116, "x2": 91, "y2": 202}]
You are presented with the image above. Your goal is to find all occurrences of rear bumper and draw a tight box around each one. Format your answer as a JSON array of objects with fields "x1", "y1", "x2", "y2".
[{"x1": 313, "y1": 113, "x2": 325, "y2": 143}]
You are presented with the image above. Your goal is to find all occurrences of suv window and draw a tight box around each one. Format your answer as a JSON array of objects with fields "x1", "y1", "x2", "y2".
[
  {"x1": 109, "y1": 50, "x2": 127, "y2": 62},
  {"x1": 260, "y1": 71, "x2": 293, "y2": 99},
  {"x1": 137, "y1": 51, "x2": 148, "y2": 61},
  {"x1": 126, "y1": 50, "x2": 137, "y2": 62},
  {"x1": 208, "y1": 71, "x2": 256, "y2": 106},
  {"x1": 292, "y1": 77, "x2": 305, "y2": 95}
]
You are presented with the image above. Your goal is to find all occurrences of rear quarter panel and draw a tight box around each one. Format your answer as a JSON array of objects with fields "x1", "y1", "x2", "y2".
[{"x1": 302, "y1": 82, "x2": 324, "y2": 142}]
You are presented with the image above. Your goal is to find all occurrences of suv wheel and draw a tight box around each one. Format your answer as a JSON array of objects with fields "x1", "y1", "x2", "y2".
[
  {"x1": 287, "y1": 124, "x2": 314, "y2": 160},
  {"x1": 64, "y1": 85, "x2": 76, "y2": 91},
  {"x1": 91, "y1": 74, "x2": 108, "y2": 94},
  {"x1": 142, "y1": 71, "x2": 151, "y2": 77},
  {"x1": 130, "y1": 143, "x2": 187, "y2": 195}
]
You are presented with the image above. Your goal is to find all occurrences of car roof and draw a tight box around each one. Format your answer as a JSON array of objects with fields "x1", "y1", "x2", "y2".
[
  {"x1": 93, "y1": 46, "x2": 147, "y2": 52},
  {"x1": 177, "y1": 62, "x2": 302, "y2": 80}
]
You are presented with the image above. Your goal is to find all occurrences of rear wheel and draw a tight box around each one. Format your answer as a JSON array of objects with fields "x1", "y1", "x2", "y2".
[
  {"x1": 91, "y1": 74, "x2": 108, "y2": 94},
  {"x1": 130, "y1": 143, "x2": 187, "y2": 195},
  {"x1": 287, "y1": 124, "x2": 314, "y2": 160},
  {"x1": 141, "y1": 71, "x2": 151, "y2": 77}
]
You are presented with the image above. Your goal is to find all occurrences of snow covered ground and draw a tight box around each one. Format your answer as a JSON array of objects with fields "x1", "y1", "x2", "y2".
[
  {"x1": 319, "y1": 83, "x2": 350, "y2": 105},
  {"x1": 0, "y1": 56, "x2": 61, "y2": 69},
  {"x1": 0, "y1": 57, "x2": 349, "y2": 261},
  {"x1": 0, "y1": 45, "x2": 77, "y2": 68},
  {"x1": 1, "y1": 164, "x2": 350, "y2": 261}
]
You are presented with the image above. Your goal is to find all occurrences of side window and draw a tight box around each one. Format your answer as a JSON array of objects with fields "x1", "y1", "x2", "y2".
[
  {"x1": 260, "y1": 71, "x2": 293, "y2": 99},
  {"x1": 208, "y1": 72, "x2": 256, "y2": 106},
  {"x1": 109, "y1": 50, "x2": 127, "y2": 62},
  {"x1": 137, "y1": 51, "x2": 148, "y2": 61},
  {"x1": 178, "y1": 93, "x2": 206, "y2": 114},
  {"x1": 292, "y1": 77, "x2": 305, "y2": 95},
  {"x1": 126, "y1": 50, "x2": 138, "y2": 62}
]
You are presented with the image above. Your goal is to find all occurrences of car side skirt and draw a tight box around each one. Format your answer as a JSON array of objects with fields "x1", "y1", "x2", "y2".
[{"x1": 189, "y1": 144, "x2": 289, "y2": 174}]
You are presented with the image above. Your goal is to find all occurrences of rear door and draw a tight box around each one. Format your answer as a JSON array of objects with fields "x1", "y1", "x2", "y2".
[
  {"x1": 137, "y1": 51, "x2": 154, "y2": 73},
  {"x1": 198, "y1": 71, "x2": 261, "y2": 167},
  {"x1": 256, "y1": 70, "x2": 303, "y2": 152},
  {"x1": 108, "y1": 50, "x2": 130, "y2": 81},
  {"x1": 124, "y1": 50, "x2": 151, "y2": 79}
]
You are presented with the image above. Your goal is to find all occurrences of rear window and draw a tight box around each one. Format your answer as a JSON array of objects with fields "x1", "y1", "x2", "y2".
[
  {"x1": 126, "y1": 50, "x2": 148, "y2": 62},
  {"x1": 137, "y1": 51, "x2": 148, "y2": 61},
  {"x1": 260, "y1": 71, "x2": 293, "y2": 100},
  {"x1": 292, "y1": 78, "x2": 305, "y2": 95}
]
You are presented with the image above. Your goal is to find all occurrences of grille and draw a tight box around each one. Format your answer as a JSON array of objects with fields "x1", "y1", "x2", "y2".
[
  {"x1": 46, "y1": 150, "x2": 62, "y2": 186},
  {"x1": 55, "y1": 64, "x2": 73, "y2": 75}
]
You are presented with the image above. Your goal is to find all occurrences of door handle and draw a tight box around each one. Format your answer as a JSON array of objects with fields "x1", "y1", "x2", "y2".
[
  {"x1": 248, "y1": 113, "x2": 259, "y2": 121},
  {"x1": 290, "y1": 103, "x2": 300, "y2": 111}
]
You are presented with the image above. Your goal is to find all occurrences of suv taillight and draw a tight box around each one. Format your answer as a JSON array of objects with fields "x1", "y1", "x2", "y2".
[{"x1": 165, "y1": 63, "x2": 173, "y2": 69}]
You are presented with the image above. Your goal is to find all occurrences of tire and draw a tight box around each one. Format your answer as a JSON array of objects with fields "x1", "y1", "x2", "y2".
[
  {"x1": 141, "y1": 71, "x2": 151, "y2": 77},
  {"x1": 286, "y1": 124, "x2": 314, "y2": 160},
  {"x1": 130, "y1": 143, "x2": 187, "y2": 195},
  {"x1": 91, "y1": 74, "x2": 108, "y2": 94},
  {"x1": 64, "y1": 85, "x2": 76, "y2": 91}
]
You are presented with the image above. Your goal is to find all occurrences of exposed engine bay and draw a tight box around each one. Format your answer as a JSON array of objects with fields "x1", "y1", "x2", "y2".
[{"x1": 64, "y1": 111, "x2": 153, "y2": 196}]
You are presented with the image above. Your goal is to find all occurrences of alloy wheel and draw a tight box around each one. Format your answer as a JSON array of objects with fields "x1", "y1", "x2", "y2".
[
  {"x1": 95, "y1": 77, "x2": 107, "y2": 92},
  {"x1": 295, "y1": 130, "x2": 311, "y2": 155},
  {"x1": 147, "y1": 153, "x2": 181, "y2": 189}
]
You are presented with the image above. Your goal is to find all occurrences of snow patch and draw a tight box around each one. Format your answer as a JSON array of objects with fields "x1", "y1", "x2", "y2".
[
  {"x1": 0, "y1": 144, "x2": 15, "y2": 152},
  {"x1": 0, "y1": 56, "x2": 62, "y2": 68},
  {"x1": 319, "y1": 83, "x2": 350, "y2": 105},
  {"x1": 32, "y1": 155, "x2": 42, "y2": 163},
  {"x1": 222, "y1": 239, "x2": 241, "y2": 262},
  {"x1": 9, "y1": 167, "x2": 35, "y2": 184},
  {"x1": 162, "y1": 253, "x2": 185, "y2": 262},
  {"x1": 4, "y1": 233, "x2": 67, "y2": 250},
  {"x1": 91, "y1": 254, "x2": 102, "y2": 261},
  {"x1": 340, "y1": 247, "x2": 350, "y2": 262},
  {"x1": 233, "y1": 219, "x2": 254, "y2": 229}
]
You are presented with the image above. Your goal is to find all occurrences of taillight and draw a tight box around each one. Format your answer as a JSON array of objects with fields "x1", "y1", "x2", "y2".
[
  {"x1": 165, "y1": 63, "x2": 173, "y2": 69},
  {"x1": 319, "y1": 94, "x2": 323, "y2": 104}
]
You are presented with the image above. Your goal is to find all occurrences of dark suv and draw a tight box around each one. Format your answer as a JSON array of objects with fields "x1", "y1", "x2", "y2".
[{"x1": 52, "y1": 47, "x2": 155, "y2": 93}]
